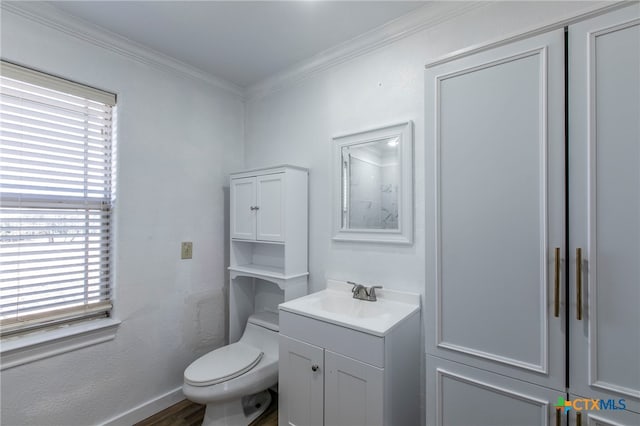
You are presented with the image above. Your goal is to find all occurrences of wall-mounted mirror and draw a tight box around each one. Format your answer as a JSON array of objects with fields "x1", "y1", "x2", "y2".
[{"x1": 332, "y1": 121, "x2": 413, "y2": 244}]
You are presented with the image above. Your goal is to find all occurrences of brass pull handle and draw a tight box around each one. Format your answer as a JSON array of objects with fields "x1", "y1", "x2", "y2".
[
  {"x1": 576, "y1": 247, "x2": 582, "y2": 321},
  {"x1": 576, "y1": 411, "x2": 582, "y2": 426},
  {"x1": 554, "y1": 247, "x2": 560, "y2": 317},
  {"x1": 556, "y1": 408, "x2": 561, "y2": 426},
  {"x1": 576, "y1": 248, "x2": 582, "y2": 321}
]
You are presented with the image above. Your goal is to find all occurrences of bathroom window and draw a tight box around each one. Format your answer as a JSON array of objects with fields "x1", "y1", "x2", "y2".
[{"x1": 0, "y1": 61, "x2": 116, "y2": 338}]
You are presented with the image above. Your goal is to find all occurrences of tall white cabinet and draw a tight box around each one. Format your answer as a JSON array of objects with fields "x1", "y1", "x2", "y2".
[
  {"x1": 568, "y1": 7, "x2": 640, "y2": 424},
  {"x1": 425, "y1": 4, "x2": 639, "y2": 425},
  {"x1": 228, "y1": 165, "x2": 308, "y2": 342}
]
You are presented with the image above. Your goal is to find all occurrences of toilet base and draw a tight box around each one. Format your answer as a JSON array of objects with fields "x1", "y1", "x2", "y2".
[{"x1": 201, "y1": 390, "x2": 271, "y2": 426}]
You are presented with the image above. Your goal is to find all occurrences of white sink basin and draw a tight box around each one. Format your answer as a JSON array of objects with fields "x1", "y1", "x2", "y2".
[
  {"x1": 311, "y1": 294, "x2": 384, "y2": 318},
  {"x1": 278, "y1": 280, "x2": 420, "y2": 336}
]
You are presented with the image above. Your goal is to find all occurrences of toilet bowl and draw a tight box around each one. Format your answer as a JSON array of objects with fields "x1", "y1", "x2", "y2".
[{"x1": 183, "y1": 311, "x2": 279, "y2": 426}]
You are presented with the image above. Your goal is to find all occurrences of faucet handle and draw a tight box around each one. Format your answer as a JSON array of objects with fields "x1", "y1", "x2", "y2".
[{"x1": 368, "y1": 286, "x2": 383, "y2": 300}]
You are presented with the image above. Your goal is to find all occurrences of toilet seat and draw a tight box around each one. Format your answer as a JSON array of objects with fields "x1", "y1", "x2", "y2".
[{"x1": 184, "y1": 342, "x2": 263, "y2": 387}]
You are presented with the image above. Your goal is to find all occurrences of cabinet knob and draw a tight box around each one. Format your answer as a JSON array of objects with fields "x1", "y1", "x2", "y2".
[
  {"x1": 250, "y1": 206, "x2": 260, "y2": 210},
  {"x1": 311, "y1": 364, "x2": 319, "y2": 372}
]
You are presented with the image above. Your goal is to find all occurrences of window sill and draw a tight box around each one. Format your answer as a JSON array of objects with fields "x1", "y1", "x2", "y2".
[{"x1": 0, "y1": 318, "x2": 121, "y2": 371}]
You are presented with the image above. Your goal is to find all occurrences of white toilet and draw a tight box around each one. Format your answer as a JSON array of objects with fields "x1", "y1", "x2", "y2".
[{"x1": 183, "y1": 311, "x2": 279, "y2": 426}]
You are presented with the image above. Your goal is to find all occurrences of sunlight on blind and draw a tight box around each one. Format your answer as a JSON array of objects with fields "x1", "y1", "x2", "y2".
[{"x1": 0, "y1": 61, "x2": 116, "y2": 336}]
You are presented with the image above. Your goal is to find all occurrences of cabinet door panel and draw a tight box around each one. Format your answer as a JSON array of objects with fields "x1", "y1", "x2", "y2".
[
  {"x1": 324, "y1": 350, "x2": 383, "y2": 426},
  {"x1": 425, "y1": 29, "x2": 565, "y2": 390},
  {"x1": 257, "y1": 173, "x2": 285, "y2": 241},
  {"x1": 231, "y1": 177, "x2": 256, "y2": 240},
  {"x1": 279, "y1": 335, "x2": 324, "y2": 426},
  {"x1": 569, "y1": 4, "x2": 640, "y2": 413},
  {"x1": 427, "y1": 355, "x2": 564, "y2": 426}
]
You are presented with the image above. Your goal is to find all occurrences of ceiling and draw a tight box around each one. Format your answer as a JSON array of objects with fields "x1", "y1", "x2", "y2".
[{"x1": 46, "y1": 1, "x2": 427, "y2": 88}]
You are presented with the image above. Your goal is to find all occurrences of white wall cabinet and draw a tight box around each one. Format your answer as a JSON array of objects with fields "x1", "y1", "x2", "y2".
[
  {"x1": 228, "y1": 165, "x2": 308, "y2": 342},
  {"x1": 231, "y1": 173, "x2": 286, "y2": 242},
  {"x1": 425, "y1": 4, "x2": 639, "y2": 425},
  {"x1": 278, "y1": 304, "x2": 420, "y2": 426}
]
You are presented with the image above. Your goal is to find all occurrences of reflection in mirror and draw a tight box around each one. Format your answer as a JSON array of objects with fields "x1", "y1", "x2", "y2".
[{"x1": 341, "y1": 138, "x2": 400, "y2": 230}]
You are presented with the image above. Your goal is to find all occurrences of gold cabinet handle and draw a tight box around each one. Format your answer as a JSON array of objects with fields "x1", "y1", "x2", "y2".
[
  {"x1": 554, "y1": 247, "x2": 560, "y2": 317},
  {"x1": 576, "y1": 411, "x2": 582, "y2": 426},
  {"x1": 576, "y1": 248, "x2": 582, "y2": 321}
]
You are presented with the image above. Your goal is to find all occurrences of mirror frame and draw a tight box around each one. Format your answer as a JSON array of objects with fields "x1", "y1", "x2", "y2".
[{"x1": 332, "y1": 121, "x2": 413, "y2": 244}]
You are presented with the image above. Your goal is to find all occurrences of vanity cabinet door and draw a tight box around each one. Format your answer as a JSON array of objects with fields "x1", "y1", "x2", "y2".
[
  {"x1": 279, "y1": 334, "x2": 324, "y2": 426},
  {"x1": 230, "y1": 176, "x2": 256, "y2": 240},
  {"x1": 256, "y1": 173, "x2": 285, "y2": 242},
  {"x1": 324, "y1": 350, "x2": 384, "y2": 426}
]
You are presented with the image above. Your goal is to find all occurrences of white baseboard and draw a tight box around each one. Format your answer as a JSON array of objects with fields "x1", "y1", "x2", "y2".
[{"x1": 101, "y1": 386, "x2": 185, "y2": 426}]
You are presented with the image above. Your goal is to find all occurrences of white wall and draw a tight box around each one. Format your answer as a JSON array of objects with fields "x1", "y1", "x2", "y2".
[
  {"x1": 244, "y1": 1, "x2": 611, "y2": 296},
  {"x1": 0, "y1": 8, "x2": 245, "y2": 426}
]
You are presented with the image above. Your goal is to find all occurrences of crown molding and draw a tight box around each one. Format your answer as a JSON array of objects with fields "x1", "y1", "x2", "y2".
[
  {"x1": 245, "y1": 1, "x2": 489, "y2": 101},
  {"x1": 424, "y1": 0, "x2": 623, "y2": 69},
  {"x1": 2, "y1": 1, "x2": 490, "y2": 102},
  {"x1": 1, "y1": 1, "x2": 245, "y2": 99}
]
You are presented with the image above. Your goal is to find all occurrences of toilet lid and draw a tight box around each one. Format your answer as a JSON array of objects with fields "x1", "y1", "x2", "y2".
[{"x1": 184, "y1": 342, "x2": 263, "y2": 387}]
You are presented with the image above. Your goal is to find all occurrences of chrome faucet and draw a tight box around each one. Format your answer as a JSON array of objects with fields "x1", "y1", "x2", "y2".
[{"x1": 348, "y1": 281, "x2": 383, "y2": 302}]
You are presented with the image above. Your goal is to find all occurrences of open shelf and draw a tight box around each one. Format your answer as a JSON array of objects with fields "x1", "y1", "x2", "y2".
[
  {"x1": 231, "y1": 240, "x2": 284, "y2": 270},
  {"x1": 229, "y1": 263, "x2": 284, "y2": 278},
  {"x1": 228, "y1": 263, "x2": 308, "y2": 286},
  {"x1": 231, "y1": 238, "x2": 284, "y2": 246}
]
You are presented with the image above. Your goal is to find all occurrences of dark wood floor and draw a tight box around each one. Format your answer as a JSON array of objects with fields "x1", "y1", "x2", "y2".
[{"x1": 134, "y1": 391, "x2": 277, "y2": 426}]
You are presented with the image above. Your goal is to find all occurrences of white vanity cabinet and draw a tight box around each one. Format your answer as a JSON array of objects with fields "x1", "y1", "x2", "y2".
[
  {"x1": 278, "y1": 281, "x2": 421, "y2": 426},
  {"x1": 279, "y1": 334, "x2": 384, "y2": 426}
]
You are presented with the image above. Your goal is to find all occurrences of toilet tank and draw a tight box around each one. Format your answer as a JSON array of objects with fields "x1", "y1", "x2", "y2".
[{"x1": 240, "y1": 311, "x2": 279, "y2": 359}]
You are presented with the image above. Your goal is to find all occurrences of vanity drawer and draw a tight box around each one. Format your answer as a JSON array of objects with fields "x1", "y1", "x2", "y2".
[{"x1": 279, "y1": 310, "x2": 384, "y2": 367}]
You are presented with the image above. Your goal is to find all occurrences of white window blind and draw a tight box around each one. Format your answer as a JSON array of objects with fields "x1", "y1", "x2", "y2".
[{"x1": 0, "y1": 61, "x2": 116, "y2": 336}]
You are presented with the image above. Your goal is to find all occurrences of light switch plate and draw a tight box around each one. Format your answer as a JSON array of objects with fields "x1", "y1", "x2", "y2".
[{"x1": 181, "y1": 242, "x2": 193, "y2": 259}]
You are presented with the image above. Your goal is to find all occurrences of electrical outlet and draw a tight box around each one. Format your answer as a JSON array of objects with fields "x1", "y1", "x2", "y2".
[{"x1": 181, "y1": 242, "x2": 193, "y2": 259}]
